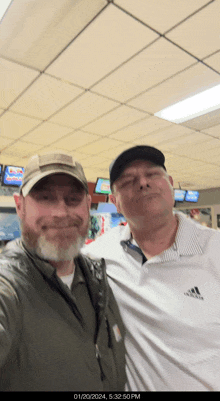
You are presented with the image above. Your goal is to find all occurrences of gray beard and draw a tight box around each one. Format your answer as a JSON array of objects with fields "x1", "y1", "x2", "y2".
[{"x1": 34, "y1": 233, "x2": 86, "y2": 262}]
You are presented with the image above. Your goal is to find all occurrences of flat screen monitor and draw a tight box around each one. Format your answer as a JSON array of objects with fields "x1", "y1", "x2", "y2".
[
  {"x1": 174, "y1": 189, "x2": 186, "y2": 202},
  {"x1": 185, "y1": 190, "x2": 199, "y2": 203},
  {"x1": 0, "y1": 165, "x2": 2, "y2": 176},
  {"x1": 2, "y1": 165, "x2": 25, "y2": 187},
  {"x1": 94, "y1": 178, "x2": 111, "y2": 195}
]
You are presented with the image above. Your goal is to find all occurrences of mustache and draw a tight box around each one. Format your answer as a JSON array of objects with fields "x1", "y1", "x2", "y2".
[{"x1": 38, "y1": 217, "x2": 84, "y2": 229}]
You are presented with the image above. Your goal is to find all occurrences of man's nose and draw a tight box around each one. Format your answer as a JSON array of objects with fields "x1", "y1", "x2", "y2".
[
  {"x1": 51, "y1": 198, "x2": 69, "y2": 218},
  {"x1": 139, "y1": 175, "x2": 150, "y2": 190}
]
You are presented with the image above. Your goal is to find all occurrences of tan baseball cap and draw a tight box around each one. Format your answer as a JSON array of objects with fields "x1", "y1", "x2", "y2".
[{"x1": 20, "y1": 151, "x2": 88, "y2": 197}]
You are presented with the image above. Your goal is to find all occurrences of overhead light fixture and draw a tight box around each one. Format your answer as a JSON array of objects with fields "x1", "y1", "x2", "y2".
[
  {"x1": 154, "y1": 83, "x2": 220, "y2": 124},
  {"x1": 0, "y1": 0, "x2": 13, "y2": 22}
]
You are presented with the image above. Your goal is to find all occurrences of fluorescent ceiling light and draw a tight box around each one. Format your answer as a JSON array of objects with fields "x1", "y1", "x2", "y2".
[
  {"x1": 0, "y1": 0, "x2": 12, "y2": 21},
  {"x1": 154, "y1": 83, "x2": 220, "y2": 123}
]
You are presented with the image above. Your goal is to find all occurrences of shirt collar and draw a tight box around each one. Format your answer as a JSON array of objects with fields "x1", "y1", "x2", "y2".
[
  {"x1": 174, "y1": 211, "x2": 203, "y2": 256},
  {"x1": 120, "y1": 211, "x2": 203, "y2": 262}
]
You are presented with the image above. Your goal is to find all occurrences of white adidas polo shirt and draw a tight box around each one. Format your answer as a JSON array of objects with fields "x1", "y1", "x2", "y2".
[{"x1": 83, "y1": 212, "x2": 220, "y2": 391}]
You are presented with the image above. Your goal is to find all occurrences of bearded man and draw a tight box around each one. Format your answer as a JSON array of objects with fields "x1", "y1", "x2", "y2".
[{"x1": 0, "y1": 151, "x2": 125, "y2": 392}]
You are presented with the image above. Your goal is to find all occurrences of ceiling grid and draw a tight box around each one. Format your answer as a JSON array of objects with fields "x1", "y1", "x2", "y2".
[{"x1": 0, "y1": 0, "x2": 220, "y2": 188}]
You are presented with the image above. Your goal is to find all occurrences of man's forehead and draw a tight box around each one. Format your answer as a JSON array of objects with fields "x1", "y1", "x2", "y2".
[
  {"x1": 121, "y1": 159, "x2": 160, "y2": 175},
  {"x1": 31, "y1": 173, "x2": 84, "y2": 192}
]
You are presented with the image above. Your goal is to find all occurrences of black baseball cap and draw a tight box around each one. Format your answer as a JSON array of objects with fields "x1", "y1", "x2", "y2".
[{"x1": 109, "y1": 145, "x2": 166, "y2": 187}]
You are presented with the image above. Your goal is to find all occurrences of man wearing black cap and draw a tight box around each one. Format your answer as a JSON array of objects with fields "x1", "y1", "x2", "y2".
[
  {"x1": 0, "y1": 151, "x2": 126, "y2": 391},
  {"x1": 84, "y1": 145, "x2": 220, "y2": 391}
]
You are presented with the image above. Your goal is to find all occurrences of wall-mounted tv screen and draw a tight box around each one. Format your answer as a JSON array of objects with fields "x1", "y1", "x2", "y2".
[
  {"x1": 174, "y1": 189, "x2": 186, "y2": 202},
  {"x1": 0, "y1": 165, "x2": 2, "y2": 176},
  {"x1": 185, "y1": 190, "x2": 199, "y2": 203},
  {"x1": 2, "y1": 166, "x2": 25, "y2": 187},
  {"x1": 94, "y1": 178, "x2": 111, "y2": 195}
]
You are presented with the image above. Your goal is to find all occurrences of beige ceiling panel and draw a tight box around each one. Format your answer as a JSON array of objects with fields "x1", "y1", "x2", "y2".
[
  {"x1": 162, "y1": 137, "x2": 220, "y2": 159},
  {"x1": 128, "y1": 63, "x2": 220, "y2": 114},
  {"x1": 205, "y1": 51, "x2": 220, "y2": 73},
  {"x1": 200, "y1": 146, "x2": 220, "y2": 164},
  {"x1": 115, "y1": 0, "x2": 209, "y2": 33},
  {"x1": 0, "y1": 0, "x2": 107, "y2": 70},
  {"x1": 77, "y1": 137, "x2": 123, "y2": 155},
  {"x1": 0, "y1": 154, "x2": 24, "y2": 167},
  {"x1": 0, "y1": 57, "x2": 39, "y2": 108},
  {"x1": 10, "y1": 74, "x2": 83, "y2": 120},
  {"x1": 46, "y1": 4, "x2": 158, "y2": 88},
  {"x1": 109, "y1": 116, "x2": 172, "y2": 142},
  {"x1": 50, "y1": 92, "x2": 119, "y2": 129},
  {"x1": 93, "y1": 38, "x2": 195, "y2": 102},
  {"x1": 0, "y1": 111, "x2": 41, "y2": 140},
  {"x1": 132, "y1": 124, "x2": 196, "y2": 146},
  {"x1": 52, "y1": 131, "x2": 101, "y2": 151},
  {"x1": 98, "y1": 143, "x2": 137, "y2": 161},
  {"x1": 182, "y1": 109, "x2": 220, "y2": 130},
  {"x1": 167, "y1": 133, "x2": 214, "y2": 157},
  {"x1": 23, "y1": 122, "x2": 72, "y2": 146},
  {"x1": 202, "y1": 123, "x2": 220, "y2": 138},
  {"x1": 82, "y1": 155, "x2": 110, "y2": 168},
  {"x1": 167, "y1": 1, "x2": 220, "y2": 59},
  {"x1": 84, "y1": 105, "x2": 148, "y2": 135},
  {"x1": 0, "y1": 136, "x2": 15, "y2": 151},
  {"x1": 83, "y1": 167, "x2": 105, "y2": 182},
  {"x1": 3, "y1": 141, "x2": 43, "y2": 157}
]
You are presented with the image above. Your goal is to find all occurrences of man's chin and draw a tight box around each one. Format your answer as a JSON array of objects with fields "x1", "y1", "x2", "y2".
[{"x1": 23, "y1": 234, "x2": 85, "y2": 262}]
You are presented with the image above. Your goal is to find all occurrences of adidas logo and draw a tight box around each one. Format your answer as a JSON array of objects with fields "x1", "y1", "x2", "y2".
[{"x1": 184, "y1": 286, "x2": 204, "y2": 300}]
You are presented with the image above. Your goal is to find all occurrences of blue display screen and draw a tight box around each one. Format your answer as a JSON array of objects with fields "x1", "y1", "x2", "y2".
[
  {"x1": 185, "y1": 190, "x2": 199, "y2": 202},
  {"x1": 174, "y1": 189, "x2": 186, "y2": 201},
  {"x1": 3, "y1": 166, "x2": 24, "y2": 187},
  {"x1": 94, "y1": 178, "x2": 111, "y2": 195}
]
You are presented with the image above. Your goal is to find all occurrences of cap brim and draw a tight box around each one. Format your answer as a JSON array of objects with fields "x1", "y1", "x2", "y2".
[{"x1": 21, "y1": 169, "x2": 88, "y2": 197}]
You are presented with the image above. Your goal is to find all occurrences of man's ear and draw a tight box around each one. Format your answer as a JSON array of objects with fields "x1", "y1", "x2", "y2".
[
  {"x1": 87, "y1": 194, "x2": 92, "y2": 209},
  {"x1": 13, "y1": 193, "x2": 24, "y2": 218},
  {"x1": 169, "y1": 175, "x2": 174, "y2": 186},
  {"x1": 109, "y1": 194, "x2": 122, "y2": 214}
]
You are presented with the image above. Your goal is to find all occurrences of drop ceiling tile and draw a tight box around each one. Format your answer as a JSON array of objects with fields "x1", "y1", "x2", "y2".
[
  {"x1": 0, "y1": 154, "x2": 24, "y2": 167},
  {"x1": 2, "y1": 141, "x2": 43, "y2": 157},
  {"x1": 0, "y1": 111, "x2": 41, "y2": 140},
  {"x1": 0, "y1": 57, "x2": 39, "y2": 108},
  {"x1": 83, "y1": 167, "x2": 105, "y2": 182},
  {"x1": 46, "y1": 4, "x2": 158, "y2": 88},
  {"x1": 52, "y1": 130, "x2": 101, "y2": 151},
  {"x1": 200, "y1": 146, "x2": 220, "y2": 164},
  {"x1": 109, "y1": 116, "x2": 172, "y2": 142},
  {"x1": 0, "y1": 0, "x2": 107, "y2": 70},
  {"x1": 167, "y1": 1, "x2": 220, "y2": 59},
  {"x1": 97, "y1": 143, "x2": 136, "y2": 161},
  {"x1": 182, "y1": 109, "x2": 220, "y2": 130},
  {"x1": 0, "y1": 136, "x2": 15, "y2": 151},
  {"x1": 162, "y1": 136, "x2": 220, "y2": 158},
  {"x1": 93, "y1": 38, "x2": 195, "y2": 102},
  {"x1": 115, "y1": 0, "x2": 209, "y2": 33},
  {"x1": 77, "y1": 137, "x2": 123, "y2": 155},
  {"x1": 10, "y1": 74, "x2": 84, "y2": 120},
  {"x1": 128, "y1": 63, "x2": 220, "y2": 114},
  {"x1": 166, "y1": 133, "x2": 214, "y2": 157},
  {"x1": 204, "y1": 51, "x2": 220, "y2": 73},
  {"x1": 83, "y1": 105, "x2": 149, "y2": 135},
  {"x1": 82, "y1": 155, "x2": 110, "y2": 168},
  {"x1": 23, "y1": 122, "x2": 72, "y2": 146},
  {"x1": 202, "y1": 123, "x2": 220, "y2": 138},
  {"x1": 50, "y1": 92, "x2": 119, "y2": 129},
  {"x1": 132, "y1": 124, "x2": 196, "y2": 146}
]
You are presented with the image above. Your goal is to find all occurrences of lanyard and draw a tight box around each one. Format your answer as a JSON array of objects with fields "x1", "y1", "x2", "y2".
[{"x1": 121, "y1": 240, "x2": 147, "y2": 264}]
